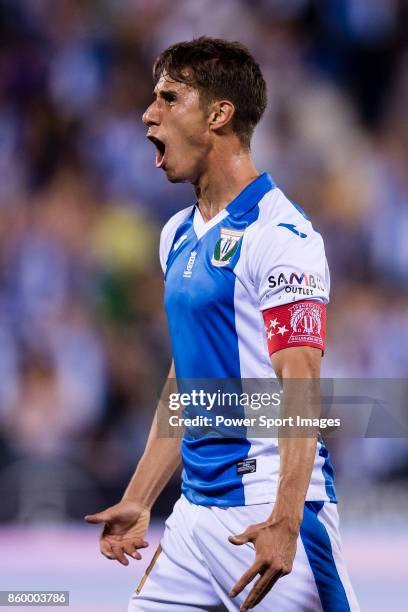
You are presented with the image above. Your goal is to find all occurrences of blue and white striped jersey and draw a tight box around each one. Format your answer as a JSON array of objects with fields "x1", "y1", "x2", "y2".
[{"x1": 160, "y1": 172, "x2": 336, "y2": 506}]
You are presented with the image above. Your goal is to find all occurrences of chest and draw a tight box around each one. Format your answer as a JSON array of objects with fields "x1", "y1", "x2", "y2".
[{"x1": 164, "y1": 220, "x2": 248, "y2": 315}]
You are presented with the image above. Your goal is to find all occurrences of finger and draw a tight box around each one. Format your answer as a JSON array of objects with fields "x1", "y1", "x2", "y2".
[
  {"x1": 229, "y1": 561, "x2": 263, "y2": 598},
  {"x1": 123, "y1": 543, "x2": 142, "y2": 560},
  {"x1": 111, "y1": 546, "x2": 129, "y2": 566},
  {"x1": 241, "y1": 570, "x2": 282, "y2": 611},
  {"x1": 229, "y1": 531, "x2": 251, "y2": 546},
  {"x1": 110, "y1": 537, "x2": 149, "y2": 550},
  {"x1": 130, "y1": 540, "x2": 149, "y2": 558},
  {"x1": 129, "y1": 540, "x2": 149, "y2": 548},
  {"x1": 100, "y1": 540, "x2": 114, "y2": 560},
  {"x1": 131, "y1": 550, "x2": 142, "y2": 560},
  {"x1": 84, "y1": 511, "x2": 110, "y2": 524}
]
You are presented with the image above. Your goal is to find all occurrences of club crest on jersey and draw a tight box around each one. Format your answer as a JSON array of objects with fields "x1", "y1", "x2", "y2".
[
  {"x1": 211, "y1": 227, "x2": 244, "y2": 267},
  {"x1": 288, "y1": 302, "x2": 323, "y2": 346}
]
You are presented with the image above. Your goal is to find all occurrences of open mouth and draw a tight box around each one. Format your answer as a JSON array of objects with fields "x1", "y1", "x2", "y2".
[{"x1": 147, "y1": 135, "x2": 166, "y2": 168}]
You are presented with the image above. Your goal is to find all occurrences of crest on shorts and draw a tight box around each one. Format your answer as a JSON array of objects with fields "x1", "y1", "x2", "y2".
[
  {"x1": 211, "y1": 227, "x2": 244, "y2": 267},
  {"x1": 288, "y1": 302, "x2": 323, "y2": 345}
]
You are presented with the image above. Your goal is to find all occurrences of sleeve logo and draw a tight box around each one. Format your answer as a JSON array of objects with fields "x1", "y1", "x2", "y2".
[
  {"x1": 268, "y1": 272, "x2": 325, "y2": 292},
  {"x1": 277, "y1": 222, "x2": 307, "y2": 238},
  {"x1": 211, "y1": 227, "x2": 244, "y2": 267}
]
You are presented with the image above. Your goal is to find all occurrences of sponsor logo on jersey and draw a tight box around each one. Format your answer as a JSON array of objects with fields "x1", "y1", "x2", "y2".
[
  {"x1": 288, "y1": 301, "x2": 323, "y2": 345},
  {"x1": 183, "y1": 251, "x2": 197, "y2": 278},
  {"x1": 268, "y1": 271, "x2": 325, "y2": 295},
  {"x1": 211, "y1": 227, "x2": 244, "y2": 267}
]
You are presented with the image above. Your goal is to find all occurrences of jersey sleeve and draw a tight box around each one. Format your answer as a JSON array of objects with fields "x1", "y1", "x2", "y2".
[
  {"x1": 159, "y1": 205, "x2": 194, "y2": 274},
  {"x1": 246, "y1": 220, "x2": 330, "y2": 355},
  {"x1": 159, "y1": 225, "x2": 171, "y2": 274},
  {"x1": 248, "y1": 222, "x2": 330, "y2": 311}
]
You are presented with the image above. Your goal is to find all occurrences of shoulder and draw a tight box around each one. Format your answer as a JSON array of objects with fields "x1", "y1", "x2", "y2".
[
  {"x1": 161, "y1": 204, "x2": 195, "y2": 242},
  {"x1": 244, "y1": 187, "x2": 325, "y2": 260},
  {"x1": 249, "y1": 187, "x2": 315, "y2": 240},
  {"x1": 240, "y1": 187, "x2": 330, "y2": 307},
  {"x1": 159, "y1": 205, "x2": 194, "y2": 273}
]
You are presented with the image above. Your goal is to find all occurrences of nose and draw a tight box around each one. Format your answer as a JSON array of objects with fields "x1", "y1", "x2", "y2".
[{"x1": 142, "y1": 100, "x2": 160, "y2": 127}]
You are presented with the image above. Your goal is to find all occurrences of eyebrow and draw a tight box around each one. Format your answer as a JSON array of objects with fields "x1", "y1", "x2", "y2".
[{"x1": 153, "y1": 88, "x2": 178, "y2": 100}]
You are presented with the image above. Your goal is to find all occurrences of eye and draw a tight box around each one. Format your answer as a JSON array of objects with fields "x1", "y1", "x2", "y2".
[{"x1": 162, "y1": 92, "x2": 177, "y2": 104}]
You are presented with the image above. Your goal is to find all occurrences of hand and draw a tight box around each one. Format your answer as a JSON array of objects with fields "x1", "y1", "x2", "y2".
[
  {"x1": 228, "y1": 517, "x2": 298, "y2": 611},
  {"x1": 85, "y1": 500, "x2": 150, "y2": 566}
]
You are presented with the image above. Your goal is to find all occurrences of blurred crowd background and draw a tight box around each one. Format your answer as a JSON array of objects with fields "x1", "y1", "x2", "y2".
[{"x1": 0, "y1": 0, "x2": 407, "y2": 527}]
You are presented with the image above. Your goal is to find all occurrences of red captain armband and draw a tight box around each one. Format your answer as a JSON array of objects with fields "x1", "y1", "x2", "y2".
[{"x1": 262, "y1": 300, "x2": 326, "y2": 355}]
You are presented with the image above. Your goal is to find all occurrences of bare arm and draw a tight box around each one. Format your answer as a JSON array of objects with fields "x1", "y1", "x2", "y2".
[
  {"x1": 122, "y1": 361, "x2": 181, "y2": 507},
  {"x1": 269, "y1": 346, "x2": 319, "y2": 529},
  {"x1": 85, "y1": 361, "x2": 182, "y2": 564},
  {"x1": 229, "y1": 346, "x2": 321, "y2": 611}
]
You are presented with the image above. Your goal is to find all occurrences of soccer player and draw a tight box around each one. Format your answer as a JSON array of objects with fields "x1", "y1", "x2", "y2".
[{"x1": 85, "y1": 37, "x2": 360, "y2": 611}]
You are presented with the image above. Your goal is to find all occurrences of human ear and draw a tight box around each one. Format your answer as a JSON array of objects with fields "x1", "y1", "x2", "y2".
[{"x1": 209, "y1": 100, "x2": 236, "y2": 133}]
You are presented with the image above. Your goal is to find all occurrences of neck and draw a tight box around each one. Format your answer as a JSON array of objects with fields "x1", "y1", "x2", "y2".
[{"x1": 194, "y1": 145, "x2": 259, "y2": 222}]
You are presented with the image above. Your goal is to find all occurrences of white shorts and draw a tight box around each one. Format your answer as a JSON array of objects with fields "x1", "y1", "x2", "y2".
[{"x1": 128, "y1": 495, "x2": 360, "y2": 611}]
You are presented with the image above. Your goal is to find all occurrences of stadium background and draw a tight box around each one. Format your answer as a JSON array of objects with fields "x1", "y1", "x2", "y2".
[{"x1": 0, "y1": 0, "x2": 407, "y2": 610}]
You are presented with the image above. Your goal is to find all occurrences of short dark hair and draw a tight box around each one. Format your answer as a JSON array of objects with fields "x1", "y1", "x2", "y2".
[{"x1": 153, "y1": 36, "x2": 267, "y2": 148}]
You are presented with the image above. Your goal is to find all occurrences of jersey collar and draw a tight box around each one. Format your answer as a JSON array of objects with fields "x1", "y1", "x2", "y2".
[{"x1": 226, "y1": 172, "x2": 275, "y2": 219}]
